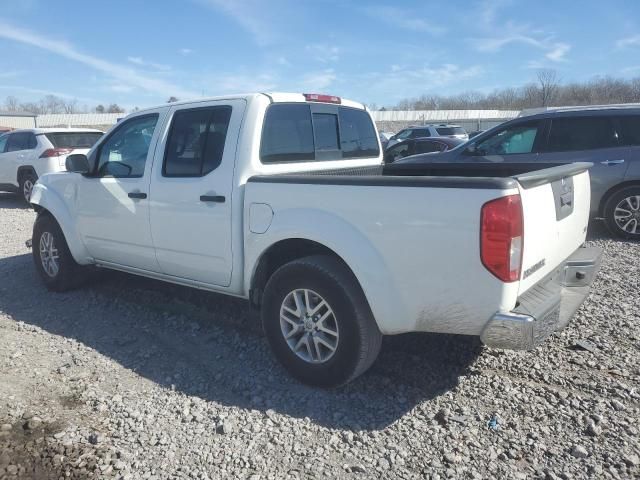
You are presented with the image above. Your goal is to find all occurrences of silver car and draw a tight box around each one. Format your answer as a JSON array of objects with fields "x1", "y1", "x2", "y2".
[{"x1": 397, "y1": 106, "x2": 640, "y2": 239}]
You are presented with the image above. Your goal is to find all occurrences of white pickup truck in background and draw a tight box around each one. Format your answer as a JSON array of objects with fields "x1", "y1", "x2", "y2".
[{"x1": 29, "y1": 92, "x2": 602, "y2": 387}]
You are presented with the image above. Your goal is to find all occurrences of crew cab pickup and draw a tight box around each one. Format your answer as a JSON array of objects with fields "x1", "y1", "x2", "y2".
[{"x1": 29, "y1": 93, "x2": 602, "y2": 387}]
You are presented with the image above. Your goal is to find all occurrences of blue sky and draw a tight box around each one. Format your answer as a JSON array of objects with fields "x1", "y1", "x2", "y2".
[{"x1": 1, "y1": 0, "x2": 639, "y2": 110}]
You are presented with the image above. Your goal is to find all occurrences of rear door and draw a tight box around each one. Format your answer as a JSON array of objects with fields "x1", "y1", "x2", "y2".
[
  {"x1": 149, "y1": 99, "x2": 245, "y2": 287},
  {"x1": 537, "y1": 115, "x2": 629, "y2": 214}
]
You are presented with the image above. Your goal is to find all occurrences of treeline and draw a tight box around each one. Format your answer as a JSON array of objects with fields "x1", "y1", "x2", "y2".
[
  {"x1": 2, "y1": 95, "x2": 126, "y2": 114},
  {"x1": 384, "y1": 70, "x2": 640, "y2": 111}
]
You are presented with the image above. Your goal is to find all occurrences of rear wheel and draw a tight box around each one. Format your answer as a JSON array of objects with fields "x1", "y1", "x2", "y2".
[
  {"x1": 261, "y1": 255, "x2": 382, "y2": 387},
  {"x1": 19, "y1": 172, "x2": 37, "y2": 203},
  {"x1": 32, "y1": 213, "x2": 85, "y2": 291},
  {"x1": 603, "y1": 186, "x2": 640, "y2": 240}
]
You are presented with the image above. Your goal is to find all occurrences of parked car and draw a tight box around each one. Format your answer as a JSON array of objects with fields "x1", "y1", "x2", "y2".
[
  {"x1": 384, "y1": 137, "x2": 464, "y2": 163},
  {"x1": 397, "y1": 106, "x2": 640, "y2": 239},
  {"x1": 387, "y1": 124, "x2": 468, "y2": 148},
  {"x1": 29, "y1": 92, "x2": 601, "y2": 387},
  {"x1": 0, "y1": 128, "x2": 103, "y2": 202}
]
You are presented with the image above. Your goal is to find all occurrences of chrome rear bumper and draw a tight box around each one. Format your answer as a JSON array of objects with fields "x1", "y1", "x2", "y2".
[{"x1": 481, "y1": 246, "x2": 603, "y2": 350}]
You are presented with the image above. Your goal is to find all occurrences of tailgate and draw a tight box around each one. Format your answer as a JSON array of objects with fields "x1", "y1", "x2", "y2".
[{"x1": 516, "y1": 163, "x2": 592, "y2": 294}]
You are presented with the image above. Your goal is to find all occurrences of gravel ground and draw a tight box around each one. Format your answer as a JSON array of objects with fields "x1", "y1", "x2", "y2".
[{"x1": 0, "y1": 191, "x2": 638, "y2": 480}]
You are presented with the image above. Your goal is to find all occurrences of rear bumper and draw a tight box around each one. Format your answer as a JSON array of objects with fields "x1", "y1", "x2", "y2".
[{"x1": 480, "y1": 246, "x2": 603, "y2": 350}]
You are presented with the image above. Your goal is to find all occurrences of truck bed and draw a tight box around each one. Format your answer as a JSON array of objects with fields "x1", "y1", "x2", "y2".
[{"x1": 248, "y1": 162, "x2": 592, "y2": 191}]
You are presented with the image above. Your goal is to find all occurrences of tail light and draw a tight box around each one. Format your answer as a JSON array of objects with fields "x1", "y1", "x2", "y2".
[
  {"x1": 40, "y1": 148, "x2": 73, "y2": 158},
  {"x1": 303, "y1": 93, "x2": 341, "y2": 104},
  {"x1": 480, "y1": 194, "x2": 524, "y2": 282}
]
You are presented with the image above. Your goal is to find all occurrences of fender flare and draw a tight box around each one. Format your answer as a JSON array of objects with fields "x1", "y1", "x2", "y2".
[
  {"x1": 30, "y1": 182, "x2": 91, "y2": 265},
  {"x1": 245, "y1": 207, "x2": 410, "y2": 334}
]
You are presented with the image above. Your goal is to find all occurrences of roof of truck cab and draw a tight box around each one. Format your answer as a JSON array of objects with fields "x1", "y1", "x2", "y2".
[
  {"x1": 136, "y1": 92, "x2": 366, "y2": 114},
  {"x1": 5, "y1": 128, "x2": 104, "y2": 134}
]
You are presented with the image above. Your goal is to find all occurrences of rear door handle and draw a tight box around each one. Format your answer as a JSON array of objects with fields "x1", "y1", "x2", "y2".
[
  {"x1": 600, "y1": 159, "x2": 625, "y2": 165},
  {"x1": 200, "y1": 195, "x2": 225, "y2": 203},
  {"x1": 128, "y1": 192, "x2": 147, "y2": 199}
]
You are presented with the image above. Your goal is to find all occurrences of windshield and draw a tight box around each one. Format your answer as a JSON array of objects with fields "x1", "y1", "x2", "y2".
[
  {"x1": 45, "y1": 132, "x2": 103, "y2": 149},
  {"x1": 436, "y1": 127, "x2": 466, "y2": 136}
]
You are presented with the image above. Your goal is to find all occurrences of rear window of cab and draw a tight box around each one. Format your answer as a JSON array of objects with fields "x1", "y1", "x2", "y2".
[{"x1": 260, "y1": 103, "x2": 379, "y2": 163}]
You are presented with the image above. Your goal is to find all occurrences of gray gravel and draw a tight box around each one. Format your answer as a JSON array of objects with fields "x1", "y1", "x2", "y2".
[{"x1": 0, "y1": 191, "x2": 638, "y2": 479}]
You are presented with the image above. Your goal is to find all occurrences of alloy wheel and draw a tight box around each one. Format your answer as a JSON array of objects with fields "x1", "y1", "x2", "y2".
[
  {"x1": 614, "y1": 195, "x2": 640, "y2": 235},
  {"x1": 39, "y1": 231, "x2": 59, "y2": 277},
  {"x1": 279, "y1": 289, "x2": 339, "y2": 364}
]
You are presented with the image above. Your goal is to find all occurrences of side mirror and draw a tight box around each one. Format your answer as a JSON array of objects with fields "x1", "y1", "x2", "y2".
[{"x1": 65, "y1": 154, "x2": 92, "y2": 174}]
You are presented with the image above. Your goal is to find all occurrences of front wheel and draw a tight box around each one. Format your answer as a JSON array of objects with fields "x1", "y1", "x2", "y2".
[
  {"x1": 603, "y1": 186, "x2": 640, "y2": 240},
  {"x1": 261, "y1": 255, "x2": 382, "y2": 387},
  {"x1": 32, "y1": 214, "x2": 85, "y2": 291}
]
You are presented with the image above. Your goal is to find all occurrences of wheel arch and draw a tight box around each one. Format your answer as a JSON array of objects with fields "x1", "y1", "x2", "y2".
[
  {"x1": 245, "y1": 208, "x2": 408, "y2": 334},
  {"x1": 17, "y1": 165, "x2": 37, "y2": 183},
  {"x1": 30, "y1": 183, "x2": 91, "y2": 265}
]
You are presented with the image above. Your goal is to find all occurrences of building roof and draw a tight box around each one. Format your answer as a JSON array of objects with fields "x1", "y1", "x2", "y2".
[
  {"x1": 0, "y1": 111, "x2": 37, "y2": 117},
  {"x1": 36, "y1": 113, "x2": 123, "y2": 127},
  {"x1": 371, "y1": 110, "x2": 521, "y2": 122}
]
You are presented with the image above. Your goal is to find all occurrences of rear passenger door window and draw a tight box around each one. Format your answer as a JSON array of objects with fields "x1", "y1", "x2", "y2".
[
  {"x1": 414, "y1": 141, "x2": 442, "y2": 154},
  {"x1": 617, "y1": 115, "x2": 640, "y2": 146},
  {"x1": 6, "y1": 132, "x2": 33, "y2": 152},
  {"x1": 546, "y1": 117, "x2": 618, "y2": 152},
  {"x1": 163, "y1": 106, "x2": 232, "y2": 177},
  {"x1": 0, "y1": 134, "x2": 8, "y2": 153}
]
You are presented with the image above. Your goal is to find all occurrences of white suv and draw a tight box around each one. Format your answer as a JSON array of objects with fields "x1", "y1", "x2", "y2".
[
  {"x1": 386, "y1": 124, "x2": 468, "y2": 148},
  {"x1": 0, "y1": 128, "x2": 103, "y2": 202}
]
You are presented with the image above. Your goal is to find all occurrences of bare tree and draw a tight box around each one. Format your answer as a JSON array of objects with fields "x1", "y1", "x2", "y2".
[
  {"x1": 63, "y1": 99, "x2": 78, "y2": 114},
  {"x1": 167, "y1": 96, "x2": 179, "y2": 103},
  {"x1": 536, "y1": 69, "x2": 559, "y2": 107},
  {"x1": 95, "y1": 104, "x2": 105, "y2": 113},
  {"x1": 4, "y1": 96, "x2": 19, "y2": 111},
  {"x1": 107, "y1": 104, "x2": 125, "y2": 113}
]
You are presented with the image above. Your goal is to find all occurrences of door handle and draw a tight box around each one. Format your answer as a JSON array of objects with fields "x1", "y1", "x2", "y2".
[
  {"x1": 200, "y1": 195, "x2": 225, "y2": 203},
  {"x1": 600, "y1": 159, "x2": 625, "y2": 165},
  {"x1": 128, "y1": 192, "x2": 147, "y2": 199}
]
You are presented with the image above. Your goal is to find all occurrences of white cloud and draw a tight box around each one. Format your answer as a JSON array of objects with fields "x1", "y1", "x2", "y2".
[
  {"x1": 305, "y1": 44, "x2": 340, "y2": 63},
  {"x1": 300, "y1": 69, "x2": 336, "y2": 91},
  {"x1": 621, "y1": 65, "x2": 640, "y2": 74},
  {"x1": 195, "y1": 0, "x2": 276, "y2": 46},
  {"x1": 276, "y1": 56, "x2": 291, "y2": 67},
  {"x1": 0, "y1": 20, "x2": 198, "y2": 99},
  {"x1": 127, "y1": 56, "x2": 171, "y2": 71},
  {"x1": 471, "y1": 27, "x2": 571, "y2": 63},
  {"x1": 616, "y1": 35, "x2": 640, "y2": 49},
  {"x1": 0, "y1": 84, "x2": 102, "y2": 104},
  {"x1": 364, "y1": 6, "x2": 445, "y2": 35},
  {"x1": 180, "y1": 48, "x2": 193, "y2": 55}
]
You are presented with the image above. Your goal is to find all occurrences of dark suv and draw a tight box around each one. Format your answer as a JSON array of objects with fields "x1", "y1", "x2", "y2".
[{"x1": 398, "y1": 107, "x2": 640, "y2": 239}]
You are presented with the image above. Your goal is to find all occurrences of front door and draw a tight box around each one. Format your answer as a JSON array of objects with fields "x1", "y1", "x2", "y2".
[
  {"x1": 74, "y1": 109, "x2": 167, "y2": 271},
  {"x1": 149, "y1": 99, "x2": 245, "y2": 287},
  {"x1": 470, "y1": 119, "x2": 545, "y2": 164}
]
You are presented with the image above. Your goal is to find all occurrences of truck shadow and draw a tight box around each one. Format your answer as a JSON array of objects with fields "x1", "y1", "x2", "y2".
[
  {"x1": 0, "y1": 252, "x2": 484, "y2": 430},
  {"x1": 0, "y1": 192, "x2": 30, "y2": 209}
]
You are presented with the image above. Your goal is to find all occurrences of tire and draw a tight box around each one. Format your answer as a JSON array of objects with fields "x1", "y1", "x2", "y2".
[
  {"x1": 32, "y1": 213, "x2": 85, "y2": 292},
  {"x1": 261, "y1": 255, "x2": 382, "y2": 387},
  {"x1": 603, "y1": 186, "x2": 640, "y2": 240},
  {"x1": 19, "y1": 171, "x2": 37, "y2": 203}
]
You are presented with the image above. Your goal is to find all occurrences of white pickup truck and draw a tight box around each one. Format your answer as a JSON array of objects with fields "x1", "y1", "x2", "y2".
[{"x1": 29, "y1": 93, "x2": 602, "y2": 387}]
